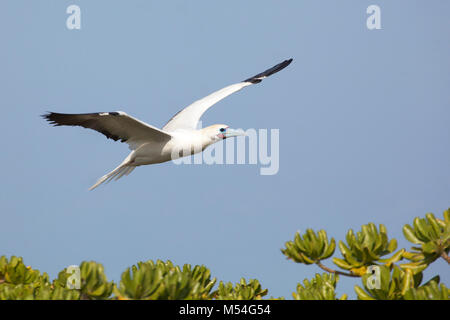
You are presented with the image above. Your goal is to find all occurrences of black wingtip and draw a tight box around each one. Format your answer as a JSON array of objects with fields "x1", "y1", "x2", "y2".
[
  {"x1": 243, "y1": 58, "x2": 293, "y2": 84},
  {"x1": 41, "y1": 112, "x2": 51, "y2": 122},
  {"x1": 41, "y1": 112, "x2": 64, "y2": 126}
]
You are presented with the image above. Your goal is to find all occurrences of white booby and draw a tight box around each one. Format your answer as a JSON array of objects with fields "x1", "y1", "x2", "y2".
[{"x1": 43, "y1": 59, "x2": 293, "y2": 189}]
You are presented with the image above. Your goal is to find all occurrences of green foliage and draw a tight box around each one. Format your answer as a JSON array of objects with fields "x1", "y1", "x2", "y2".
[
  {"x1": 54, "y1": 261, "x2": 113, "y2": 299},
  {"x1": 213, "y1": 278, "x2": 268, "y2": 300},
  {"x1": 0, "y1": 284, "x2": 81, "y2": 300},
  {"x1": 1, "y1": 208, "x2": 448, "y2": 300},
  {"x1": 354, "y1": 265, "x2": 449, "y2": 300},
  {"x1": 293, "y1": 273, "x2": 346, "y2": 300},
  {"x1": 114, "y1": 261, "x2": 163, "y2": 299},
  {"x1": 0, "y1": 284, "x2": 42, "y2": 300},
  {"x1": 332, "y1": 223, "x2": 399, "y2": 275},
  {"x1": 355, "y1": 265, "x2": 413, "y2": 300},
  {"x1": 404, "y1": 281, "x2": 449, "y2": 300},
  {"x1": 0, "y1": 256, "x2": 47, "y2": 285},
  {"x1": 281, "y1": 229, "x2": 335, "y2": 264},
  {"x1": 0, "y1": 256, "x2": 79, "y2": 300},
  {"x1": 282, "y1": 208, "x2": 449, "y2": 300},
  {"x1": 114, "y1": 260, "x2": 216, "y2": 300},
  {"x1": 401, "y1": 210, "x2": 450, "y2": 272}
]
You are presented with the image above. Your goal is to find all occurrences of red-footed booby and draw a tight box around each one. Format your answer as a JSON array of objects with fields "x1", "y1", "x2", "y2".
[{"x1": 43, "y1": 59, "x2": 293, "y2": 190}]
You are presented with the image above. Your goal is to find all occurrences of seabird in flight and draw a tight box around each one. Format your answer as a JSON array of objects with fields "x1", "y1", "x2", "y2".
[{"x1": 43, "y1": 59, "x2": 293, "y2": 190}]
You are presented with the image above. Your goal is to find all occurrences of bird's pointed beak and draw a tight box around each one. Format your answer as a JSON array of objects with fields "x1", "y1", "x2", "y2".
[{"x1": 223, "y1": 128, "x2": 247, "y2": 138}]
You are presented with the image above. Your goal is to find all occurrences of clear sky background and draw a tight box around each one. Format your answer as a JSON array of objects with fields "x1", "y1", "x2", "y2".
[{"x1": 1, "y1": 1, "x2": 449, "y2": 299}]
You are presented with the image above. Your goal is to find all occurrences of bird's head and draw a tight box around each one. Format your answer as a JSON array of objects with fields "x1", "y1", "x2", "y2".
[{"x1": 201, "y1": 124, "x2": 246, "y2": 142}]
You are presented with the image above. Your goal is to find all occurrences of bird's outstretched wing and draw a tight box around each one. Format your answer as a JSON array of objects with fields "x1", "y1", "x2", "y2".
[
  {"x1": 162, "y1": 59, "x2": 293, "y2": 132},
  {"x1": 42, "y1": 111, "x2": 172, "y2": 149}
]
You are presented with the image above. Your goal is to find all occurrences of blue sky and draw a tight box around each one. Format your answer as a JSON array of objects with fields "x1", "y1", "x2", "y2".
[{"x1": 1, "y1": 1, "x2": 449, "y2": 299}]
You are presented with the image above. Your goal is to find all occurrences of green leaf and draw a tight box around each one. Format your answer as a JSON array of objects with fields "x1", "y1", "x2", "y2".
[
  {"x1": 403, "y1": 225, "x2": 423, "y2": 244},
  {"x1": 354, "y1": 285, "x2": 375, "y2": 300}
]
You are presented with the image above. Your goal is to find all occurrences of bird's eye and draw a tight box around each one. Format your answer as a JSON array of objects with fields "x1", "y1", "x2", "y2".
[{"x1": 219, "y1": 128, "x2": 226, "y2": 133}]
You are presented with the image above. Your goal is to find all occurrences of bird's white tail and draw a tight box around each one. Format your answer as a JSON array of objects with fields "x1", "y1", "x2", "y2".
[{"x1": 89, "y1": 159, "x2": 136, "y2": 191}]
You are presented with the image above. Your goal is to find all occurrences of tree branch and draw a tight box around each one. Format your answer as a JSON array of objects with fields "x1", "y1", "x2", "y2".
[
  {"x1": 441, "y1": 251, "x2": 450, "y2": 264},
  {"x1": 316, "y1": 261, "x2": 360, "y2": 278}
]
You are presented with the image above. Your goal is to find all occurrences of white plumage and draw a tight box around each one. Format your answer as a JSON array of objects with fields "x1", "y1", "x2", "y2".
[{"x1": 43, "y1": 59, "x2": 293, "y2": 190}]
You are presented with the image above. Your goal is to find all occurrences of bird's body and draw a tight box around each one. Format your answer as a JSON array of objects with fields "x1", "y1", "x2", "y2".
[
  {"x1": 43, "y1": 59, "x2": 293, "y2": 189},
  {"x1": 127, "y1": 125, "x2": 222, "y2": 166}
]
